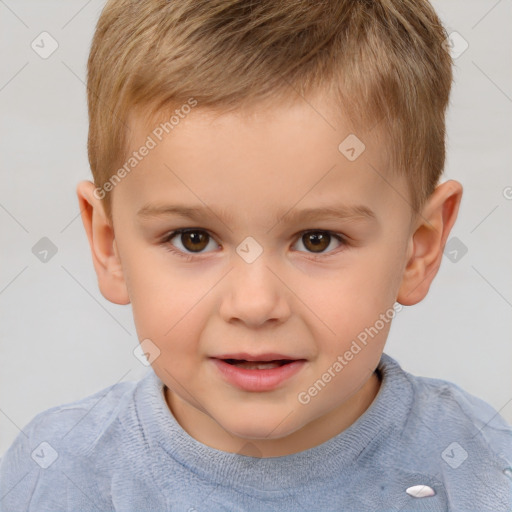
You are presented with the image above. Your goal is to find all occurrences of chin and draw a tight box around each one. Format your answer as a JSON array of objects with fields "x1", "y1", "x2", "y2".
[{"x1": 220, "y1": 413, "x2": 302, "y2": 442}]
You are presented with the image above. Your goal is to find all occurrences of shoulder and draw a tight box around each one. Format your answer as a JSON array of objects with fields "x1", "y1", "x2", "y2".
[
  {"x1": 403, "y1": 365, "x2": 512, "y2": 448},
  {"x1": 383, "y1": 355, "x2": 512, "y2": 502},
  {"x1": 374, "y1": 354, "x2": 512, "y2": 508},
  {"x1": 0, "y1": 373, "x2": 147, "y2": 511},
  {"x1": 22, "y1": 375, "x2": 140, "y2": 452}
]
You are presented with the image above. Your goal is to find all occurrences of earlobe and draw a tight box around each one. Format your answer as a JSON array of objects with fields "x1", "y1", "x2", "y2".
[
  {"x1": 76, "y1": 180, "x2": 130, "y2": 305},
  {"x1": 397, "y1": 180, "x2": 463, "y2": 306}
]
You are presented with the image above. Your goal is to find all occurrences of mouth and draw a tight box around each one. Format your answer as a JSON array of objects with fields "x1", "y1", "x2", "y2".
[
  {"x1": 210, "y1": 355, "x2": 307, "y2": 391},
  {"x1": 212, "y1": 352, "x2": 305, "y2": 370},
  {"x1": 222, "y1": 359, "x2": 296, "y2": 370}
]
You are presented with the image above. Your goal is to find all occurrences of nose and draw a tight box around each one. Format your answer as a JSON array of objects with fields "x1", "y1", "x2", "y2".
[{"x1": 219, "y1": 252, "x2": 291, "y2": 328}]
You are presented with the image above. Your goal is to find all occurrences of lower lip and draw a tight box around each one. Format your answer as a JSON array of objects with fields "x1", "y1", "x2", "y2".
[{"x1": 211, "y1": 359, "x2": 306, "y2": 392}]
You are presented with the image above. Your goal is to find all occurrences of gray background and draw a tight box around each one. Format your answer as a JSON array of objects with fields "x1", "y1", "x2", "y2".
[{"x1": 1, "y1": 0, "x2": 511, "y2": 457}]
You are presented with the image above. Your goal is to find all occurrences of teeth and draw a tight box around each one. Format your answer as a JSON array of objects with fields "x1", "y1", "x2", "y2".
[{"x1": 232, "y1": 361, "x2": 285, "y2": 370}]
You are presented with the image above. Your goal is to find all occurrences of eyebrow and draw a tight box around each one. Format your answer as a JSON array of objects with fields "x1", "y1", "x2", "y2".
[{"x1": 137, "y1": 202, "x2": 377, "y2": 225}]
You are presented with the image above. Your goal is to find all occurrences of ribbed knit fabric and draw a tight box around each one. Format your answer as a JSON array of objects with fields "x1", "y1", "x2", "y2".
[{"x1": 1, "y1": 352, "x2": 511, "y2": 511}]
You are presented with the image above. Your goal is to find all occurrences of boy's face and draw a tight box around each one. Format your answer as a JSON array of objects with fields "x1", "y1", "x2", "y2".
[{"x1": 79, "y1": 93, "x2": 461, "y2": 457}]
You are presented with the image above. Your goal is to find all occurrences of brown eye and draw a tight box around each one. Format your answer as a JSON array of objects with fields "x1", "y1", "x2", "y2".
[
  {"x1": 302, "y1": 232, "x2": 331, "y2": 253},
  {"x1": 293, "y1": 231, "x2": 345, "y2": 256},
  {"x1": 163, "y1": 229, "x2": 219, "y2": 255},
  {"x1": 179, "y1": 230, "x2": 210, "y2": 252}
]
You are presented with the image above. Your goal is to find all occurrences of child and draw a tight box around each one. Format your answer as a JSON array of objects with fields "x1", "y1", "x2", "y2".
[{"x1": 1, "y1": 0, "x2": 511, "y2": 510}]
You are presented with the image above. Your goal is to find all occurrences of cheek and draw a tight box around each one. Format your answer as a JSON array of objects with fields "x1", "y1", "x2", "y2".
[
  {"x1": 123, "y1": 252, "x2": 209, "y2": 350},
  {"x1": 304, "y1": 249, "x2": 403, "y2": 352}
]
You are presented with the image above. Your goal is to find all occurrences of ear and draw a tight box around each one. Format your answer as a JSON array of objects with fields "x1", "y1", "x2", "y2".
[
  {"x1": 397, "y1": 179, "x2": 463, "y2": 306},
  {"x1": 76, "y1": 181, "x2": 130, "y2": 305}
]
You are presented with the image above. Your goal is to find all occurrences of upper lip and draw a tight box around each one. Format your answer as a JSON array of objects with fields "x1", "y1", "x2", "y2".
[{"x1": 212, "y1": 353, "x2": 304, "y2": 362}]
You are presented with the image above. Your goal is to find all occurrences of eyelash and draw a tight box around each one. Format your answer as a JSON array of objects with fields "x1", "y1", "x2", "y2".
[{"x1": 159, "y1": 228, "x2": 348, "y2": 262}]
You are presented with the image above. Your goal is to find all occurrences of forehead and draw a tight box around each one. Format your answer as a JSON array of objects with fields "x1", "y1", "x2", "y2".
[{"x1": 117, "y1": 96, "x2": 407, "y2": 227}]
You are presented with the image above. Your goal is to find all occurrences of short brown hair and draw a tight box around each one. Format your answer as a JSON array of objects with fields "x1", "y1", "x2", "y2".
[{"x1": 87, "y1": 0, "x2": 453, "y2": 223}]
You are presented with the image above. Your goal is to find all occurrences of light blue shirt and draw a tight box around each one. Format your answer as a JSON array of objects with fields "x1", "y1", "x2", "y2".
[{"x1": 1, "y1": 352, "x2": 511, "y2": 511}]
